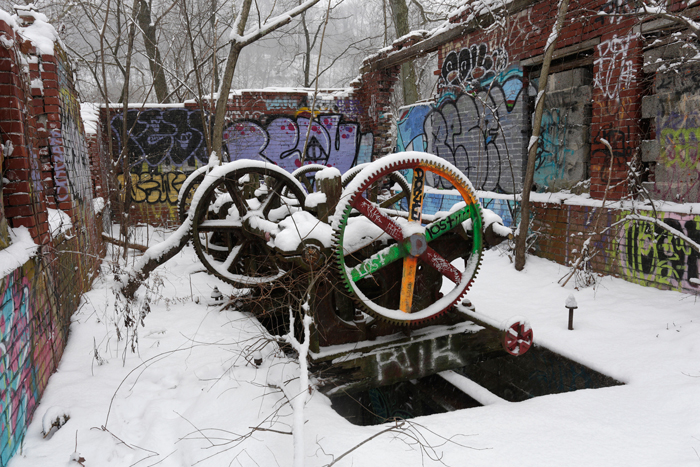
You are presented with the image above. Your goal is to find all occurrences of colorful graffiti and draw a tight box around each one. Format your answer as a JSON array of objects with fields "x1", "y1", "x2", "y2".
[
  {"x1": 656, "y1": 113, "x2": 700, "y2": 201},
  {"x1": 535, "y1": 109, "x2": 574, "y2": 188},
  {"x1": 117, "y1": 170, "x2": 188, "y2": 205},
  {"x1": 1, "y1": 269, "x2": 39, "y2": 467},
  {"x1": 111, "y1": 108, "x2": 209, "y2": 168},
  {"x1": 439, "y1": 44, "x2": 509, "y2": 93},
  {"x1": 617, "y1": 212, "x2": 700, "y2": 292},
  {"x1": 397, "y1": 57, "x2": 524, "y2": 193},
  {"x1": 222, "y1": 114, "x2": 373, "y2": 175}
]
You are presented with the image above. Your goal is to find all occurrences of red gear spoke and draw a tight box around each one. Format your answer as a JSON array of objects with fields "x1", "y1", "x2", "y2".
[
  {"x1": 352, "y1": 195, "x2": 405, "y2": 241},
  {"x1": 420, "y1": 247, "x2": 463, "y2": 284}
]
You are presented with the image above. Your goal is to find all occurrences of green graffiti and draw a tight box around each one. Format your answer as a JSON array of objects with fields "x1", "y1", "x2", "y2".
[{"x1": 659, "y1": 128, "x2": 700, "y2": 170}]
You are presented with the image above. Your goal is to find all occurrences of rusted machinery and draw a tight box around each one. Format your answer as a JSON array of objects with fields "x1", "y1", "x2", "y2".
[{"x1": 180, "y1": 152, "x2": 533, "y2": 394}]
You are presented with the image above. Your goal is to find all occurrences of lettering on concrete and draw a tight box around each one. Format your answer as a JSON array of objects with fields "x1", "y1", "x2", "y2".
[{"x1": 374, "y1": 334, "x2": 467, "y2": 384}]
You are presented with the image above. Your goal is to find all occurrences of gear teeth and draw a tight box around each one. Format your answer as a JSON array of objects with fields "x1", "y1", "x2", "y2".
[{"x1": 332, "y1": 154, "x2": 485, "y2": 327}]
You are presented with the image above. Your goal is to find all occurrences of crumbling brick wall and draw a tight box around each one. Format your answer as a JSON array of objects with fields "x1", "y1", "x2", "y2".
[{"x1": 0, "y1": 10, "x2": 105, "y2": 466}]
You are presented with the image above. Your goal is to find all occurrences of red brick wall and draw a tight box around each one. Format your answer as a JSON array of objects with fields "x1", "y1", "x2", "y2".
[
  {"x1": 106, "y1": 89, "x2": 378, "y2": 225},
  {"x1": 0, "y1": 13, "x2": 105, "y2": 466},
  {"x1": 530, "y1": 199, "x2": 700, "y2": 294}
]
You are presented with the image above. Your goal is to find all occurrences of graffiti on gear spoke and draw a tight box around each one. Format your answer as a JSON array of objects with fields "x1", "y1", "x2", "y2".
[
  {"x1": 1, "y1": 270, "x2": 39, "y2": 466},
  {"x1": 222, "y1": 114, "x2": 373, "y2": 175},
  {"x1": 111, "y1": 109, "x2": 209, "y2": 168},
  {"x1": 617, "y1": 212, "x2": 700, "y2": 292}
]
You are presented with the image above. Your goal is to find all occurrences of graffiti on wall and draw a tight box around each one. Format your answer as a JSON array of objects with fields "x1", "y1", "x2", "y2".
[
  {"x1": 1, "y1": 269, "x2": 39, "y2": 466},
  {"x1": 397, "y1": 65, "x2": 524, "y2": 193},
  {"x1": 111, "y1": 108, "x2": 209, "y2": 168},
  {"x1": 594, "y1": 35, "x2": 635, "y2": 101},
  {"x1": 439, "y1": 44, "x2": 509, "y2": 92},
  {"x1": 535, "y1": 109, "x2": 574, "y2": 188},
  {"x1": 222, "y1": 114, "x2": 373, "y2": 175},
  {"x1": 52, "y1": 54, "x2": 93, "y2": 205},
  {"x1": 117, "y1": 170, "x2": 188, "y2": 205},
  {"x1": 617, "y1": 212, "x2": 700, "y2": 292},
  {"x1": 656, "y1": 112, "x2": 700, "y2": 201}
]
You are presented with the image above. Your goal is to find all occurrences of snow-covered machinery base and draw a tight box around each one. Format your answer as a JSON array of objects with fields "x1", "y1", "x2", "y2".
[{"x1": 182, "y1": 152, "x2": 533, "y2": 393}]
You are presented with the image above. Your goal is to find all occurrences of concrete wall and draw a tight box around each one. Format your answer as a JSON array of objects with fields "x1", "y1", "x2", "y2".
[
  {"x1": 536, "y1": 68, "x2": 592, "y2": 191},
  {"x1": 642, "y1": 51, "x2": 700, "y2": 203}
]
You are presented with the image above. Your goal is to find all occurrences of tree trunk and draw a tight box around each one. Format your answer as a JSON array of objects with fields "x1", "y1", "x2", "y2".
[
  {"x1": 301, "y1": 8, "x2": 312, "y2": 87},
  {"x1": 389, "y1": 0, "x2": 419, "y2": 105},
  {"x1": 137, "y1": 0, "x2": 171, "y2": 103},
  {"x1": 211, "y1": 0, "x2": 253, "y2": 159},
  {"x1": 514, "y1": 0, "x2": 570, "y2": 271}
]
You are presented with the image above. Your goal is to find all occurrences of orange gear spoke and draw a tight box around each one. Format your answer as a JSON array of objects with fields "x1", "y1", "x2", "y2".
[{"x1": 399, "y1": 256, "x2": 419, "y2": 313}]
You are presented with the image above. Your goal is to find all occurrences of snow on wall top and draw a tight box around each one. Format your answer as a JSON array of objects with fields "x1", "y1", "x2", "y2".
[
  {"x1": 0, "y1": 226, "x2": 38, "y2": 278},
  {"x1": 361, "y1": 0, "x2": 515, "y2": 67},
  {"x1": 0, "y1": 5, "x2": 61, "y2": 55},
  {"x1": 80, "y1": 103, "x2": 99, "y2": 135}
]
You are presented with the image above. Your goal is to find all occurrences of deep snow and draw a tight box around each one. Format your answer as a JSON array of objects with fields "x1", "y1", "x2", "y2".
[{"x1": 8, "y1": 225, "x2": 700, "y2": 467}]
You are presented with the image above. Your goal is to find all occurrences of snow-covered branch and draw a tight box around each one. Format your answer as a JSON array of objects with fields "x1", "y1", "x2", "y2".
[
  {"x1": 283, "y1": 304, "x2": 313, "y2": 467},
  {"x1": 230, "y1": 0, "x2": 322, "y2": 48}
]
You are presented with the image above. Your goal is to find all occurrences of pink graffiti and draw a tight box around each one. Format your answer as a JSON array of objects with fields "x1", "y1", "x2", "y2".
[{"x1": 1, "y1": 269, "x2": 38, "y2": 465}]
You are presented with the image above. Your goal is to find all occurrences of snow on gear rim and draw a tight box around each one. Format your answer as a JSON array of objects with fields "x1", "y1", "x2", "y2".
[
  {"x1": 332, "y1": 152, "x2": 484, "y2": 325},
  {"x1": 177, "y1": 165, "x2": 210, "y2": 223},
  {"x1": 190, "y1": 161, "x2": 307, "y2": 287}
]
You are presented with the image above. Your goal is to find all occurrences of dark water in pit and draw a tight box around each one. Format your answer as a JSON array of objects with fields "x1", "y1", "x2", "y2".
[{"x1": 331, "y1": 345, "x2": 623, "y2": 426}]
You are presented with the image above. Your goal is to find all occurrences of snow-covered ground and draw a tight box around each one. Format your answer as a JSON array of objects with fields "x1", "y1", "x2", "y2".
[{"x1": 8, "y1": 226, "x2": 700, "y2": 467}]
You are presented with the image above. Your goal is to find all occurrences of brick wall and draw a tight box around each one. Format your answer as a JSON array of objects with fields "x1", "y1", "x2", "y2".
[
  {"x1": 382, "y1": 0, "x2": 649, "y2": 199},
  {"x1": 530, "y1": 199, "x2": 700, "y2": 294},
  {"x1": 0, "y1": 10, "x2": 105, "y2": 466},
  {"x1": 107, "y1": 89, "x2": 376, "y2": 225}
]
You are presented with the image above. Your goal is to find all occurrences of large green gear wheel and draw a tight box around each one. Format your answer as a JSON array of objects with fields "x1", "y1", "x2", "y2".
[{"x1": 332, "y1": 152, "x2": 483, "y2": 326}]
